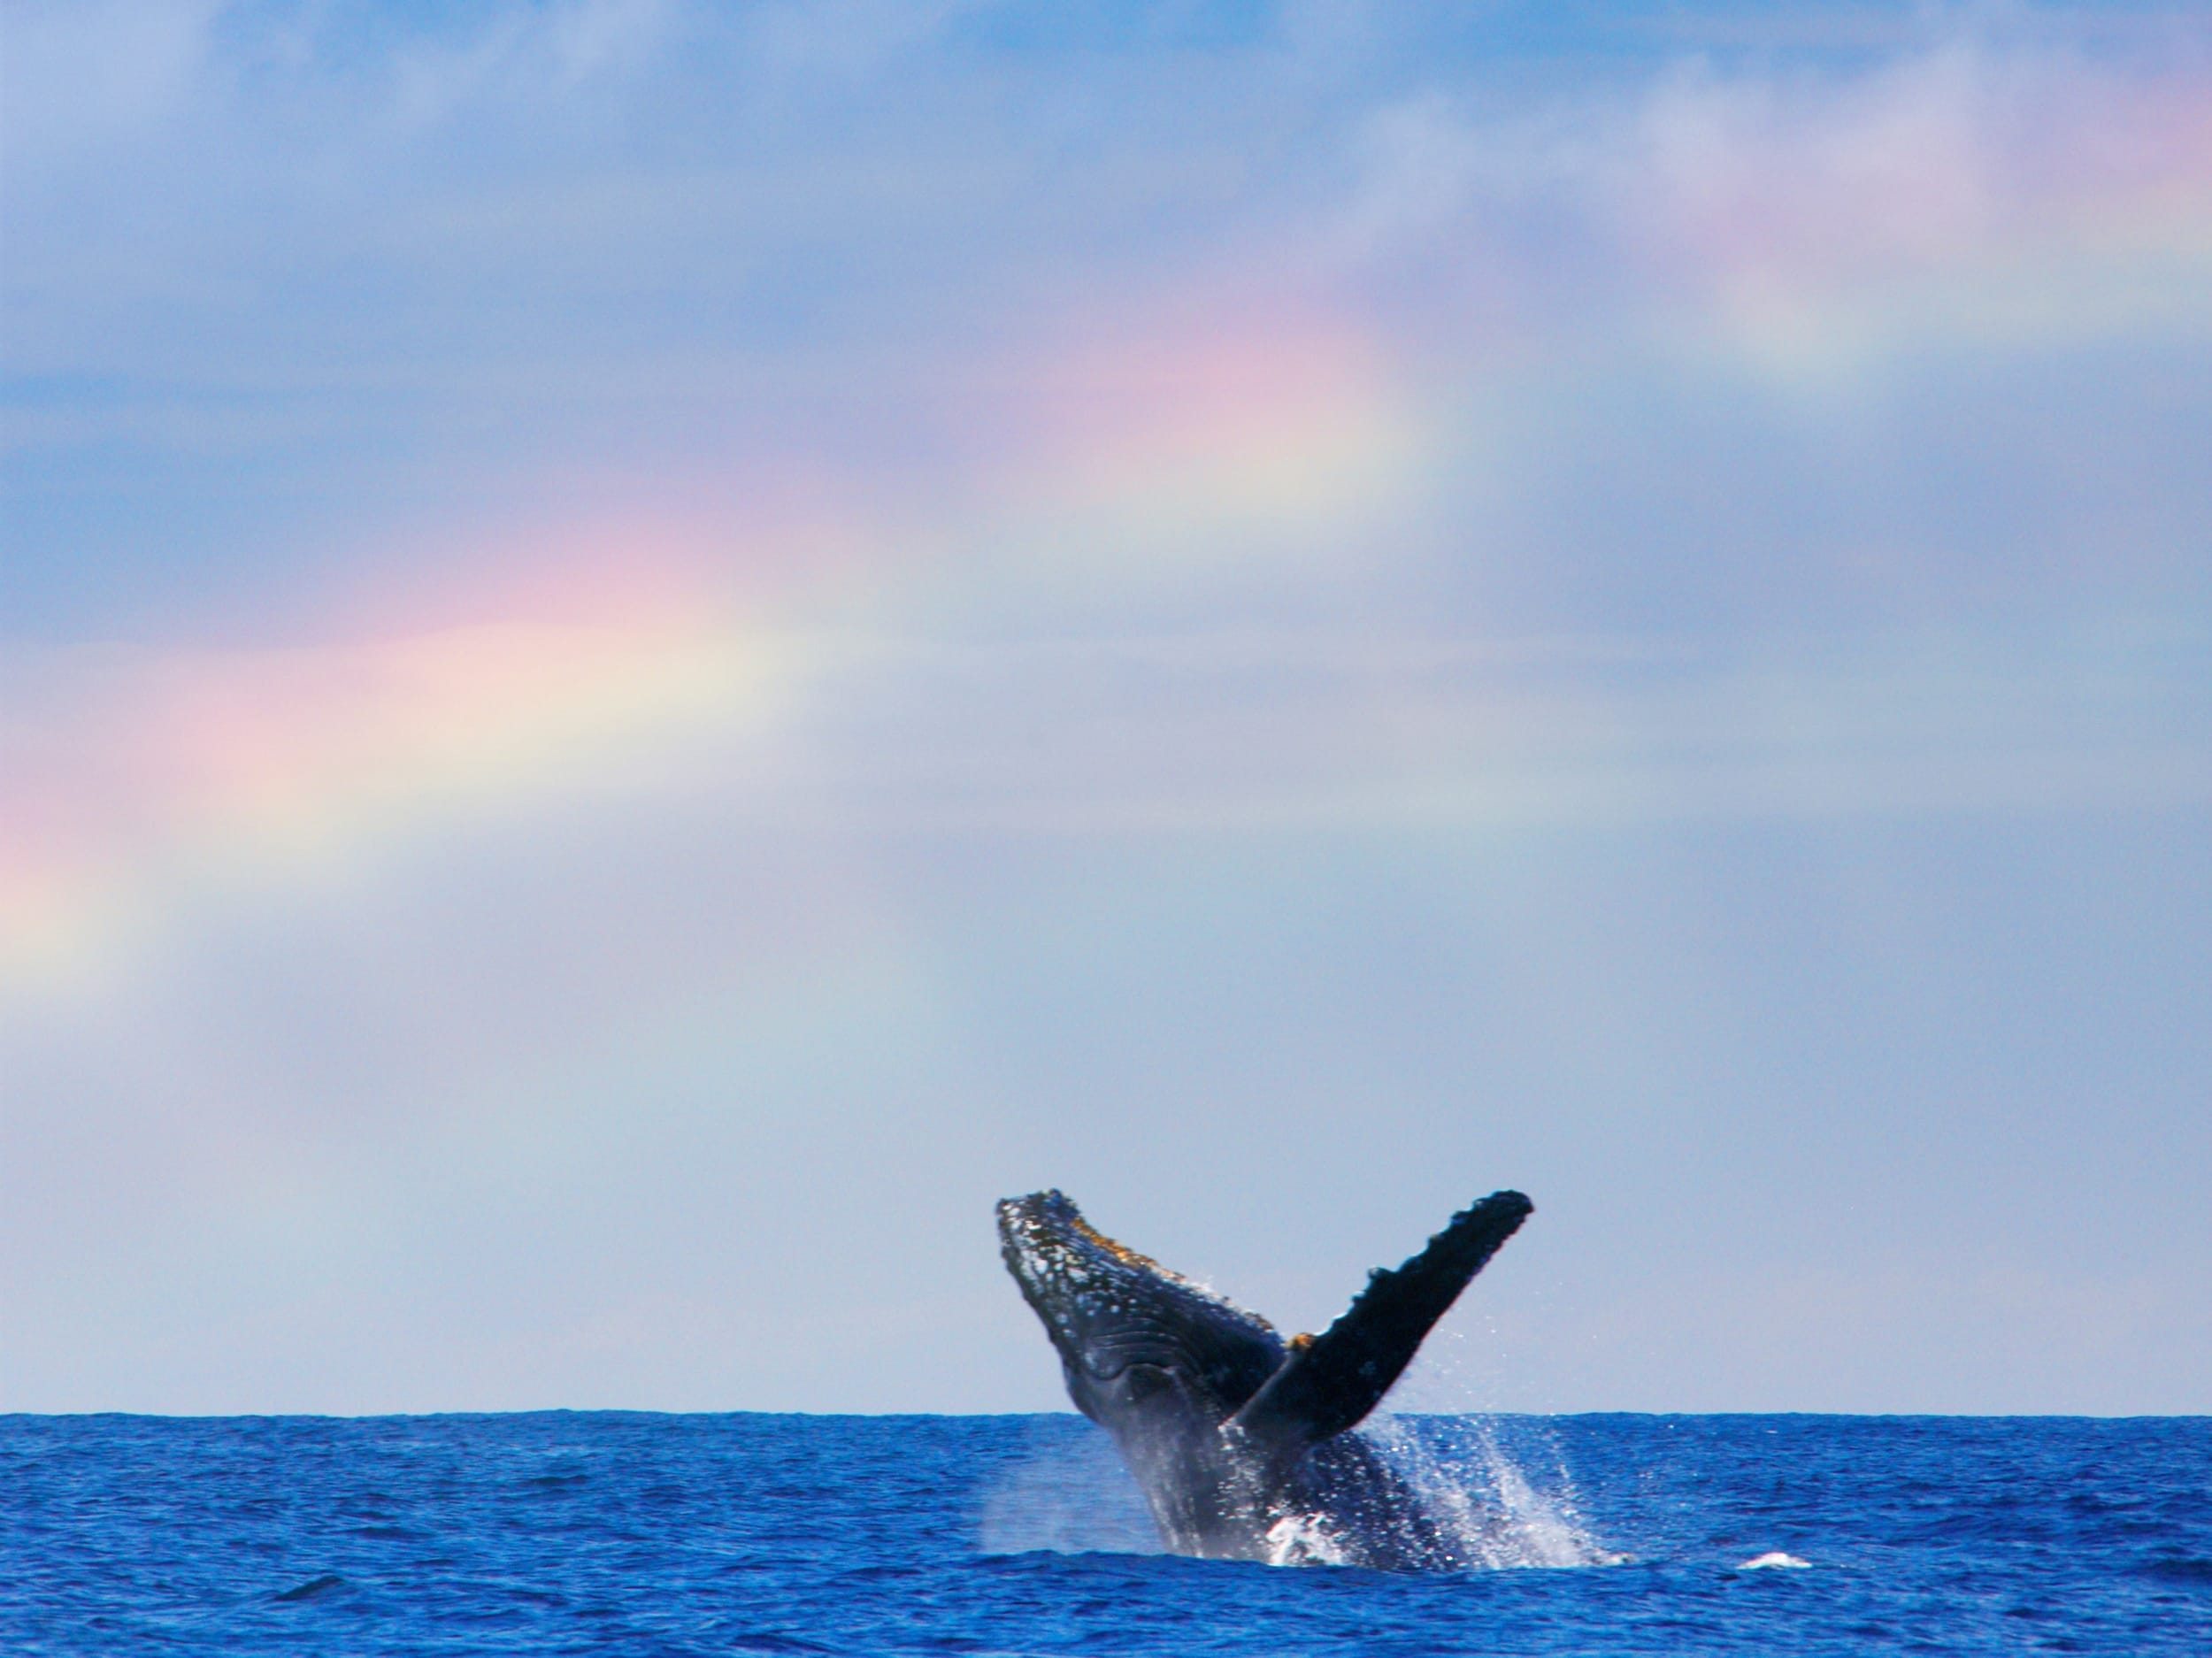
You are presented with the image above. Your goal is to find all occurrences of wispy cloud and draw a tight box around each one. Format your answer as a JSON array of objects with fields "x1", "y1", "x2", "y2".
[{"x1": 4, "y1": 3, "x2": 2208, "y2": 1413}]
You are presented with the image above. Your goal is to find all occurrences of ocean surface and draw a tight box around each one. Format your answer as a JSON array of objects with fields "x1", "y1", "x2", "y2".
[{"x1": 3, "y1": 1410, "x2": 2208, "y2": 1654}]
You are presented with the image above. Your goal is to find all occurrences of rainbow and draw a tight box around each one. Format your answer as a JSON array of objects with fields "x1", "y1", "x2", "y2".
[
  {"x1": 0, "y1": 305, "x2": 1429, "y2": 997},
  {"x1": 7, "y1": 59, "x2": 2211, "y2": 1002}
]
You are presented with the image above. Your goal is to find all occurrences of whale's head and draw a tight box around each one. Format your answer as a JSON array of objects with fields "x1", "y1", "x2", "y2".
[{"x1": 995, "y1": 1190, "x2": 1286, "y2": 1435}]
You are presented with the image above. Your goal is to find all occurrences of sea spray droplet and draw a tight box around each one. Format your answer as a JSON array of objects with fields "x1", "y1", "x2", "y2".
[{"x1": 1364, "y1": 1414, "x2": 1625, "y2": 1569}]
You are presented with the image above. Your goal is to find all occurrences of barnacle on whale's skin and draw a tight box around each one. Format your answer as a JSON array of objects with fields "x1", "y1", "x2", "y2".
[{"x1": 1000, "y1": 1190, "x2": 1277, "y2": 1337}]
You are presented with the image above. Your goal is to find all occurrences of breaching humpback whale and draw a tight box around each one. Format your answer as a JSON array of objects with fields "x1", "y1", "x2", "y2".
[{"x1": 996, "y1": 1187, "x2": 1532, "y2": 1568}]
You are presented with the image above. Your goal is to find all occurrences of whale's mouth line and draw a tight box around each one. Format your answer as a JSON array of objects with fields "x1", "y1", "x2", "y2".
[{"x1": 997, "y1": 1188, "x2": 1294, "y2": 1423}]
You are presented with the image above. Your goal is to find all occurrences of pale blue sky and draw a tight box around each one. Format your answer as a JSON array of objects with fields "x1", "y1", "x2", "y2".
[{"x1": 2, "y1": 0, "x2": 2208, "y2": 1414}]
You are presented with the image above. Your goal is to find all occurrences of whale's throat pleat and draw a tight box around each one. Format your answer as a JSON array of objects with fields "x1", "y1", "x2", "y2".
[{"x1": 996, "y1": 1191, "x2": 1286, "y2": 1421}]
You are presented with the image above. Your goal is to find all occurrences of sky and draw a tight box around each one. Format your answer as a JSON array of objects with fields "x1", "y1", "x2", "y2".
[{"x1": 2, "y1": 0, "x2": 2208, "y2": 1416}]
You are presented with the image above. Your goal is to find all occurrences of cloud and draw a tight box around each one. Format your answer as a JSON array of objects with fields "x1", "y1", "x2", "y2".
[
  {"x1": 4, "y1": 3, "x2": 2210, "y2": 1413},
  {"x1": 10, "y1": 4, "x2": 2208, "y2": 476},
  {"x1": 7, "y1": 605, "x2": 2202, "y2": 1017},
  {"x1": 1325, "y1": 18, "x2": 2212, "y2": 365}
]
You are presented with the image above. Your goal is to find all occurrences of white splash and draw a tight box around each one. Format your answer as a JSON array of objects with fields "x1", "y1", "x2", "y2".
[
  {"x1": 1739, "y1": 1551, "x2": 1812, "y2": 1570},
  {"x1": 1263, "y1": 1511, "x2": 1353, "y2": 1567},
  {"x1": 977, "y1": 1414, "x2": 1624, "y2": 1569},
  {"x1": 1363, "y1": 1414, "x2": 1628, "y2": 1569}
]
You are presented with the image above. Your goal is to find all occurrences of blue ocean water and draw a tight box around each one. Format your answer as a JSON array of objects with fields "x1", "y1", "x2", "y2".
[{"x1": 3, "y1": 1411, "x2": 2207, "y2": 1654}]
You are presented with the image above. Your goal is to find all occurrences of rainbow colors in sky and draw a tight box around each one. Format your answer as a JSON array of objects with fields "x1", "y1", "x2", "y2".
[
  {"x1": 6, "y1": 19, "x2": 2211, "y2": 1000},
  {"x1": 6, "y1": 0, "x2": 2212, "y2": 1419}
]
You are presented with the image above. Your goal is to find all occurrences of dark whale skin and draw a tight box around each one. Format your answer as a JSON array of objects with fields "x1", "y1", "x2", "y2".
[{"x1": 996, "y1": 1187, "x2": 1532, "y2": 1567}]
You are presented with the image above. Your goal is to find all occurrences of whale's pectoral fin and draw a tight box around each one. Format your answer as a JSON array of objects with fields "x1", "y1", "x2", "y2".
[{"x1": 1226, "y1": 1189, "x2": 1532, "y2": 1447}]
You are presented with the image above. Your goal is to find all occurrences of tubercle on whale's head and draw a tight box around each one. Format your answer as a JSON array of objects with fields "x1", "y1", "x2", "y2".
[
  {"x1": 997, "y1": 1190, "x2": 1169, "y2": 1279},
  {"x1": 995, "y1": 1190, "x2": 1242, "y2": 1324},
  {"x1": 995, "y1": 1190, "x2": 1157, "y2": 1341}
]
